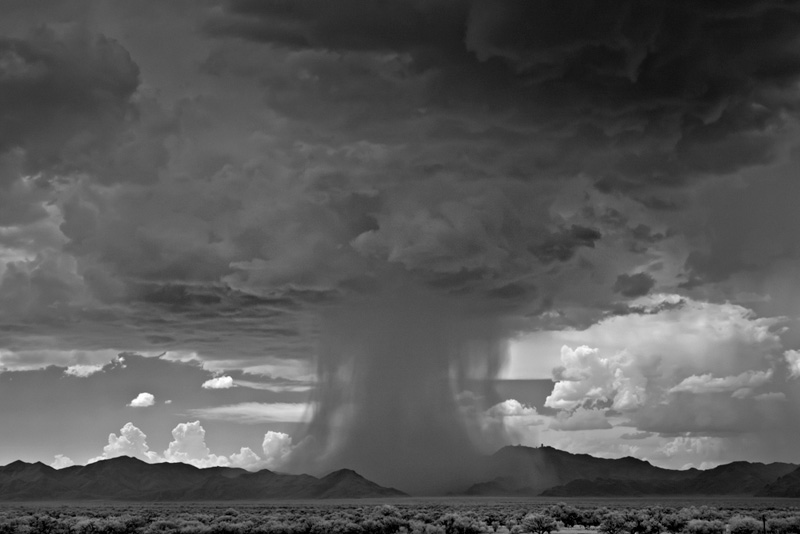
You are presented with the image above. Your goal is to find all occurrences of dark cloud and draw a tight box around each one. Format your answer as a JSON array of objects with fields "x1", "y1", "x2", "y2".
[
  {"x1": 680, "y1": 159, "x2": 800, "y2": 289},
  {"x1": 530, "y1": 225, "x2": 602, "y2": 264},
  {"x1": 613, "y1": 272, "x2": 656, "y2": 298},
  {"x1": 0, "y1": 27, "x2": 142, "y2": 182},
  {"x1": 205, "y1": 0, "x2": 469, "y2": 54},
  {"x1": 631, "y1": 224, "x2": 666, "y2": 243},
  {"x1": 0, "y1": 27, "x2": 140, "y2": 228},
  {"x1": 614, "y1": 296, "x2": 687, "y2": 316},
  {"x1": 630, "y1": 391, "x2": 793, "y2": 435},
  {"x1": 209, "y1": 0, "x2": 800, "y2": 187}
]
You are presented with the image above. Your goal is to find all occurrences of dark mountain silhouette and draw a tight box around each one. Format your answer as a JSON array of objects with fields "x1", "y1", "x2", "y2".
[
  {"x1": 0, "y1": 457, "x2": 406, "y2": 501},
  {"x1": 686, "y1": 461, "x2": 798, "y2": 495},
  {"x1": 314, "y1": 469, "x2": 402, "y2": 499},
  {"x1": 465, "y1": 445, "x2": 695, "y2": 495},
  {"x1": 756, "y1": 466, "x2": 800, "y2": 497},
  {"x1": 3, "y1": 447, "x2": 796, "y2": 499},
  {"x1": 464, "y1": 445, "x2": 798, "y2": 497}
]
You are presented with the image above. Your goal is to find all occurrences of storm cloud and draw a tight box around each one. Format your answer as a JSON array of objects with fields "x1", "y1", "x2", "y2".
[{"x1": 2, "y1": 1, "x2": 800, "y2": 490}]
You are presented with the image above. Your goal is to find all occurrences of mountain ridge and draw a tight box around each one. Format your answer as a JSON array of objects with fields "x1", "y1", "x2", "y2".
[
  {"x1": 465, "y1": 445, "x2": 798, "y2": 497},
  {"x1": 2, "y1": 446, "x2": 797, "y2": 499},
  {"x1": 0, "y1": 456, "x2": 406, "y2": 501},
  {"x1": 756, "y1": 465, "x2": 800, "y2": 497}
]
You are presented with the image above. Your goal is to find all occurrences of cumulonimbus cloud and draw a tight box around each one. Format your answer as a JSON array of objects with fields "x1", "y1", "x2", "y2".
[{"x1": 3, "y1": 1, "x2": 800, "y2": 489}]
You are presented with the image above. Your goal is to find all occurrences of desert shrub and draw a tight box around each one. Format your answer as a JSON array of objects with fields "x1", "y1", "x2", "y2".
[
  {"x1": 360, "y1": 505, "x2": 408, "y2": 534},
  {"x1": 437, "y1": 513, "x2": 485, "y2": 534},
  {"x1": 581, "y1": 509, "x2": 605, "y2": 528},
  {"x1": 481, "y1": 513, "x2": 502, "y2": 533},
  {"x1": 784, "y1": 517, "x2": 800, "y2": 534},
  {"x1": 374, "y1": 507, "x2": 402, "y2": 518},
  {"x1": 521, "y1": 514, "x2": 558, "y2": 534},
  {"x1": 25, "y1": 514, "x2": 60, "y2": 534},
  {"x1": 173, "y1": 519, "x2": 210, "y2": 534},
  {"x1": 599, "y1": 512, "x2": 629, "y2": 534},
  {"x1": 729, "y1": 516, "x2": 762, "y2": 534},
  {"x1": 685, "y1": 519, "x2": 725, "y2": 534},
  {"x1": 548, "y1": 504, "x2": 580, "y2": 528},
  {"x1": 0, "y1": 519, "x2": 17, "y2": 534},
  {"x1": 684, "y1": 509, "x2": 725, "y2": 522},
  {"x1": 144, "y1": 519, "x2": 182, "y2": 533},
  {"x1": 311, "y1": 519, "x2": 364, "y2": 534},
  {"x1": 412, "y1": 513, "x2": 436, "y2": 525},
  {"x1": 362, "y1": 516, "x2": 406, "y2": 534},
  {"x1": 262, "y1": 520, "x2": 302, "y2": 534},
  {"x1": 768, "y1": 519, "x2": 790, "y2": 534},
  {"x1": 768, "y1": 517, "x2": 800, "y2": 534},
  {"x1": 624, "y1": 510, "x2": 663, "y2": 534},
  {"x1": 662, "y1": 514, "x2": 688, "y2": 534},
  {"x1": 408, "y1": 520, "x2": 445, "y2": 534},
  {"x1": 335, "y1": 521, "x2": 365, "y2": 534},
  {"x1": 210, "y1": 521, "x2": 257, "y2": 534},
  {"x1": 623, "y1": 511, "x2": 647, "y2": 534},
  {"x1": 73, "y1": 518, "x2": 106, "y2": 534}
]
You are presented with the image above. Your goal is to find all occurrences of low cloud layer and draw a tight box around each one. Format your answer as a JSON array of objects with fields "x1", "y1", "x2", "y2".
[
  {"x1": 669, "y1": 369, "x2": 774, "y2": 397},
  {"x1": 187, "y1": 402, "x2": 311, "y2": 424}
]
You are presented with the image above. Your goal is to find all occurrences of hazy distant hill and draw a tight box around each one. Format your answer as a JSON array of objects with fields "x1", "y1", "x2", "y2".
[
  {"x1": 465, "y1": 445, "x2": 694, "y2": 495},
  {"x1": 464, "y1": 445, "x2": 798, "y2": 497},
  {"x1": 756, "y1": 466, "x2": 800, "y2": 497},
  {"x1": 0, "y1": 457, "x2": 406, "y2": 501}
]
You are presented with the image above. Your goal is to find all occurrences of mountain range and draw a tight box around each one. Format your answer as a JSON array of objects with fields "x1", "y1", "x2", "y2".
[
  {"x1": 2, "y1": 446, "x2": 799, "y2": 500},
  {"x1": 466, "y1": 445, "x2": 800, "y2": 497},
  {"x1": 0, "y1": 456, "x2": 406, "y2": 501}
]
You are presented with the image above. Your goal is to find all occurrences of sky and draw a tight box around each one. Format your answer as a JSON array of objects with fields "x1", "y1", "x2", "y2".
[{"x1": 2, "y1": 0, "x2": 800, "y2": 493}]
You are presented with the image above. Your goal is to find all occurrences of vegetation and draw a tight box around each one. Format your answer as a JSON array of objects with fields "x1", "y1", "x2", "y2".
[{"x1": 0, "y1": 501, "x2": 797, "y2": 534}]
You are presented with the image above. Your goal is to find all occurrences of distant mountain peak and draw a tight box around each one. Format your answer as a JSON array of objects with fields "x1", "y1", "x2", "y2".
[
  {"x1": 323, "y1": 468, "x2": 362, "y2": 478},
  {"x1": 2, "y1": 460, "x2": 53, "y2": 472},
  {"x1": 315, "y1": 467, "x2": 407, "y2": 498},
  {"x1": 4, "y1": 460, "x2": 31, "y2": 468}
]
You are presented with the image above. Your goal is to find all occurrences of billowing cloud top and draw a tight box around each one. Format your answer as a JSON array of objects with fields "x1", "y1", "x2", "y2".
[{"x1": 3, "y1": 1, "x2": 800, "y2": 345}]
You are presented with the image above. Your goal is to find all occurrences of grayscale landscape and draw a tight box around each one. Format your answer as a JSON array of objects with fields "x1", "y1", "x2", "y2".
[{"x1": 1, "y1": 0, "x2": 799, "y2": 532}]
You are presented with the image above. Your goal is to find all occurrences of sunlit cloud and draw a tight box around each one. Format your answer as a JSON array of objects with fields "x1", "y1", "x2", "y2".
[
  {"x1": 128, "y1": 392, "x2": 155, "y2": 408},
  {"x1": 64, "y1": 364, "x2": 104, "y2": 378},
  {"x1": 201, "y1": 376, "x2": 234, "y2": 389}
]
